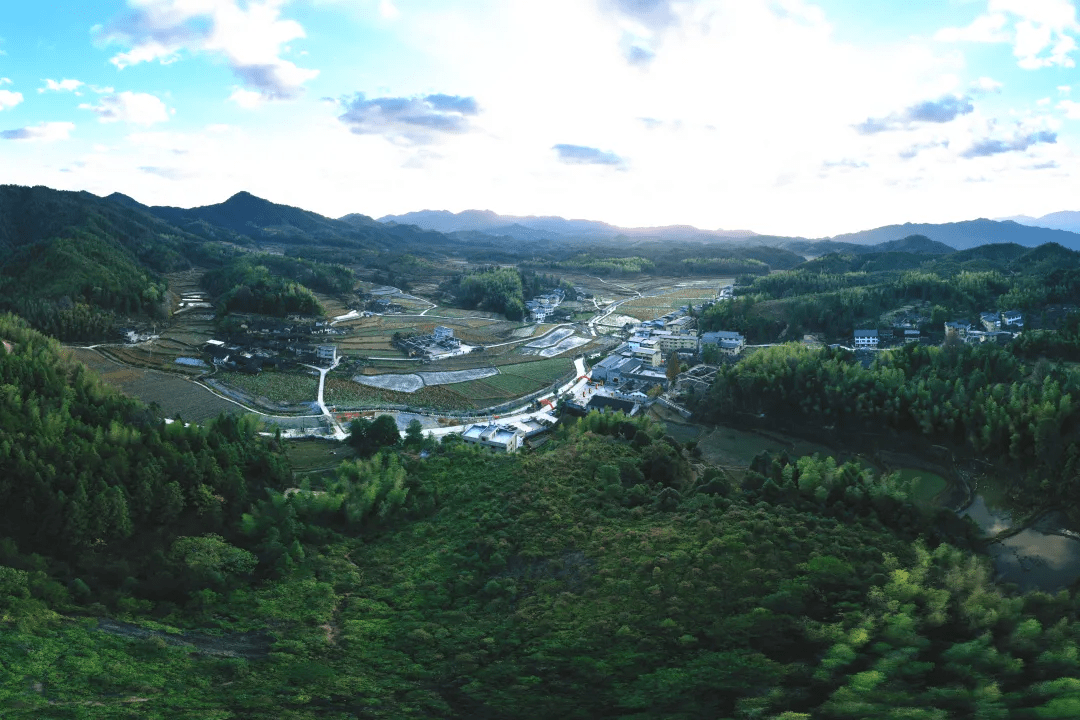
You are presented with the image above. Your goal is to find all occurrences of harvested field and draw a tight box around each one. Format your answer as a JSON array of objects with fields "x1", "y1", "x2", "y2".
[
  {"x1": 533, "y1": 336, "x2": 590, "y2": 358},
  {"x1": 597, "y1": 313, "x2": 640, "y2": 329},
  {"x1": 417, "y1": 367, "x2": 499, "y2": 385},
  {"x1": 68, "y1": 348, "x2": 240, "y2": 422},
  {"x1": 525, "y1": 327, "x2": 575, "y2": 348},
  {"x1": 354, "y1": 373, "x2": 425, "y2": 393},
  {"x1": 351, "y1": 366, "x2": 500, "y2": 393}
]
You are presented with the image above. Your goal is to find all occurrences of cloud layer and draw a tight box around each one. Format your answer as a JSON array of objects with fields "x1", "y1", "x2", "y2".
[
  {"x1": 97, "y1": 0, "x2": 317, "y2": 101},
  {"x1": 936, "y1": 0, "x2": 1080, "y2": 69},
  {"x1": 552, "y1": 144, "x2": 626, "y2": 166},
  {"x1": 0, "y1": 122, "x2": 75, "y2": 142},
  {"x1": 338, "y1": 93, "x2": 479, "y2": 144},
  {"x1": 856, "y1": 94, "x2": 975, "y2": 134},
  {"x1": 79, "y1": 92, "x2": 170, "y2": 125},
  {"x1": 961, "y1": 130, "x2": 1057, "y2": 157}
]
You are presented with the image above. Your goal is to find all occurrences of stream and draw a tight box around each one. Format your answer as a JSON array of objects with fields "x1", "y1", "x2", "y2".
[{"x1": 957, "y1": 479, "x2": 1080, "y2": 592}]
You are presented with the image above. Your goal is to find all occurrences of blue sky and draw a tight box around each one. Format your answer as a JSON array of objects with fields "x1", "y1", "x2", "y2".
[{"x1": 1, "y1": 0, "x2": 1080, "y2": 236}]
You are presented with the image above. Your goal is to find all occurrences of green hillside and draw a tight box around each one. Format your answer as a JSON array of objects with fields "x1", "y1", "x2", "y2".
[{"x1": 3, "y1": 315, "x2": 1080, "y2": 716}]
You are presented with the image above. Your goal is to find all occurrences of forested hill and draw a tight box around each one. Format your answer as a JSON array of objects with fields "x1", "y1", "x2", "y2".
[{"x1": 0, "y1": 185, "x2": 202, "y2": 268}]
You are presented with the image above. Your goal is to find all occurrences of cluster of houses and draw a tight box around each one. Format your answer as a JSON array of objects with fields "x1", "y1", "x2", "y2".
[
  {"x1": 526, "y1": 289, "x2": 565, "y2": 323},
  {"x1": 201, "y1": 339, "x2": 338, "y2": 372},
  {"x1": 393, "y1": 326, "x2": 467, "y2": 359},
  {"x1": 853, "y1": 310, "x2": 1024, "y2": 349}
]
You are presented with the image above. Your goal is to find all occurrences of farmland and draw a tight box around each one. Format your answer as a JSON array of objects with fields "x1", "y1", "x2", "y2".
[
  {"x1": 67, "y1": 348, "x2": 241, "y2": 422},
  {"x1": 216, "y1": 370, "x2": 319, "y2": 405},
  {"x1": 618, "y1": 283, "x2": 725, "y2": 321},
  {"x1": 324, "y1": 376, "x2": 473, "y2": 412}
]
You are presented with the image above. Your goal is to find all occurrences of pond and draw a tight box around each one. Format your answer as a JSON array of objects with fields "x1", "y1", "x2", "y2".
[{"x1": 958, "y1": 481, "x2": 1080, "y2": 593}]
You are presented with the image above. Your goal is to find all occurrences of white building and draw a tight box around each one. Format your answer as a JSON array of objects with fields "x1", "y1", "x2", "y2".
[
  {"x1": 853, "y1": 329, "x2": 879, "y2": 348},
  {"x1": 434, "y1": 326, "x2": 454, "y2": 341},
  {"x1": 461, "y1": 423, "x2": 524, "y2": 452},
  {"x1": 316, "y1": 344, "x2": 338, "y2": 364}
]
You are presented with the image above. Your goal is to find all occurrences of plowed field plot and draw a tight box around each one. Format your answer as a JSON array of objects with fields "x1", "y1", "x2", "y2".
[
  {"x1": 354, "y1": 373, "x2": 425, "y2": 393},
  {"x1": 529, "y1": 336, "x2": 590, "y2": 358},
  {"x1": 68, "y1": 348, "x2": 239, "y2": 422},
  {"x1": 417, "y1": 368, "x2": 499, "y2": 385},
  {"x1": 217, "y1": 371, "x2": 319, "y2": 404},
  {"x1": 525, "y1": 327, "x2": 575, "y2": 348}
]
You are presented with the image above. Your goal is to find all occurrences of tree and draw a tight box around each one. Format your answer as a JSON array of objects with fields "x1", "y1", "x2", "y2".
[
  {"x1": 349, "y1": 415, "x2": 401, "y2": 456},
  {"x1": 666, "y1": 352, "x2": 681, "y2": 384},
  {"x1": 404, "y1": 418, "x2": 425, "y2": 447}
]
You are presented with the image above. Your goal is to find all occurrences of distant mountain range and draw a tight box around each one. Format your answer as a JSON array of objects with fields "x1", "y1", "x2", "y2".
[
  {"x1": 822, "y1": 218, "x2": 1080, "y2": 251},
  {"x1": 379, "y1": 208, "x2": 1080, "y2": 251},
  {"x1": 377, "y1": 209, "x2": 758, "y2": 242},
  {"x1": 998, "y1": 211, "x2": 1080, "y2": 234}
]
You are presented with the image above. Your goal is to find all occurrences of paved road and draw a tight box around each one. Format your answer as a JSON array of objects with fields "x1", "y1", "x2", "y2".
[{"x1": 303, "y1": 359, "x2": 348, "y2": 440}]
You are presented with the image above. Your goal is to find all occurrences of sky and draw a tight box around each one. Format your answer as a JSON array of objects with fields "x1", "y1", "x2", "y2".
[{"x1": 2, "y1": 0, "x2": 1080, "y2": 237}]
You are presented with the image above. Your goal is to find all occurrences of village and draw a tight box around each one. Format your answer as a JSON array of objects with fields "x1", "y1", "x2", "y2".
[{"x1": 99, "y1": 272, "x2": 1056, "y2": 458}]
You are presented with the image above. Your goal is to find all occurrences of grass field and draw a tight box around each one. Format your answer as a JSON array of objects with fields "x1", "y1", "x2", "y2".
[
  {"x1": 690, "y1": 423, "x2": 837, "y2": 479},
  {"x1": 496, "y1": 358, "x2": 574, "y2": 383},
  {"x1": 452, "y1": 373, "x2": 544, "y2": 403},
  {"x1": 894, "y1": 468, "x2": 949, "y2": 505},
  {"x1": 286, "y1": 439, "x2": 354, "y2": 474},
  {"x1": 450, "y1": 379, "x2": 517, "y2": 403},
  {"x1": 217, "y1": 371, "x2": 319, "y2": 405}
]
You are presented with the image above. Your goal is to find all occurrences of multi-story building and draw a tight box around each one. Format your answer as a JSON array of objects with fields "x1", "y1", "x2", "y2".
[{"x1": 853, "y1": 329, "x2": 879, "y2": 348}]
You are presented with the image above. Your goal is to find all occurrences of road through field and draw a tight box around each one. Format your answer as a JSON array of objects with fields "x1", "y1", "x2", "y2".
[{"x1": 304, "y1": 358, "x2": 348, "y2": 440}]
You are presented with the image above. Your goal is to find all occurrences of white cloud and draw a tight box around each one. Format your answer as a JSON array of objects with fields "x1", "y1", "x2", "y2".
[
  {"x1": 970, "y1": 76, "x2": 1003, "y2": 93},
  {"x1": 97, "y1": 0, "x2": 318, "y2": 101},
  {"x1": 936, "y1": 0, "x2": 1080, "y2": 69},
  {"x1": 379, "y1": 0, "x2": 400, "y2": 20},
  {"x1": 229, "y1": 87, "x2": 264, "y2": 108},
  {"x1": 1059, "y1": 99, "x2": 1080, "y2": 118},
  {"x1": 39, "y1": 78, "x2": 84, "y2": 94},
  {"x1": 0, "y1": 90, "x2": 23, "y2": 110},
  {"x1": 0, "y1": 122, "x2": 75, "y2": 142},
  {"x1": 0, "y1": 78, "x2": 11, "y2": 86},
  {"x1": 935, "y1": 12, "x2": 1011, "y2": 43},
  {"x1": 79, "y1": 92, "x2": 171, "y2": 125}
]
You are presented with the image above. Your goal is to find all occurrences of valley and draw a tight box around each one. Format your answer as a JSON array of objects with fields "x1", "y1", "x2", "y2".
[{"x1": 8, "y1": 185, "x2": 1080, "y2": 717}]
